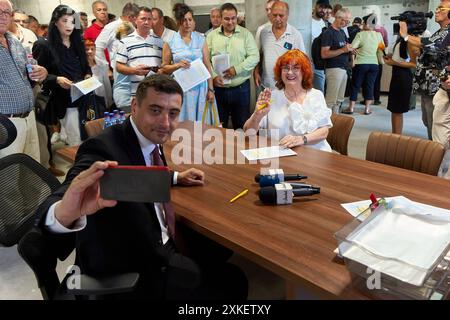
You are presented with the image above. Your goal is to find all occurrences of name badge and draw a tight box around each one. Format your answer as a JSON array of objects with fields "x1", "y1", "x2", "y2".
[{"x1": 284, "y1": 42, "x2": 293, "y2": 50}]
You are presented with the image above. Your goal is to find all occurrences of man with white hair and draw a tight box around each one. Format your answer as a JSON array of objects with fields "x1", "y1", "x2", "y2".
[
  {"x1": 205, "y1": 7, "x2": 221, "y2": 36},
  {"x1": 85, "y1": 1, "x2": 110, "y2": 63},
  {"x1": 0, "y1": 0, "x2": 47, "y2": 161},
  {"x1": 255, "y1": 1, "x2": 305, "y2": 90},
  {"x1": 321, "y1": 8, "x2": 354, "y2": 113}
]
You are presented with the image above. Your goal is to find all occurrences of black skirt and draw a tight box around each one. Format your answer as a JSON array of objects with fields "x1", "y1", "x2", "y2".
[{"x1": 387, "y1": 66, "x2": 413, "y2": 114}]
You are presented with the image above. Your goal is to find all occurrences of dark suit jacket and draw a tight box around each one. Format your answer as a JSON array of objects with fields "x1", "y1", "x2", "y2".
[{"x1": 36, "y1": 118, "x2": 176, "y2": 297}]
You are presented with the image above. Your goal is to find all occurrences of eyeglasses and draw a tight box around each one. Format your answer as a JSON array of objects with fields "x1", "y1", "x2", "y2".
[
  {"x1": 0, "y1": 10, "x2": 12, "y2": 17},
  {"x1": 281, "y1": 65, "x2": 300, "y2": 72},
  {"x1": 435, "y1": 6, "x2": 450, "y2": 13}
]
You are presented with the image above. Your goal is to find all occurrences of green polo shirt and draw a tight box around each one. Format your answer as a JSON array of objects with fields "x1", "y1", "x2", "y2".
[{"x1": 206, "y1": 25, "x2": 259, "y2": 87}]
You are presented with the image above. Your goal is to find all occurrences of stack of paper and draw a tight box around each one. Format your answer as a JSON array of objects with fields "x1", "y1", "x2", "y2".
[{"x1": 339, "y1": 197, "x2": 450, "y2": 286}]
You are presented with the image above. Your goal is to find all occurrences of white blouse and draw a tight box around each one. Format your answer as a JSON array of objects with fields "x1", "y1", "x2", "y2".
[{"x1": 259, "y1": 88, "x2": 332, "y2": 152}]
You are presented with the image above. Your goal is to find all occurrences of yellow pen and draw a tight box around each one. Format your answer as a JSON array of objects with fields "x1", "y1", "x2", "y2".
[
  {"x1": 257, "y1": 100, "x2": 272, "y2": 111},
  {"x1": 229, "y1": 189, "x2": 249, "y2": 203}
]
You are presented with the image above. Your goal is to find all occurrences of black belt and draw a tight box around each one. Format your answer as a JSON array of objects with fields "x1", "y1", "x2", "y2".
[{"x1": 4, "y1": 111, "x2": 30, "y2": 118}]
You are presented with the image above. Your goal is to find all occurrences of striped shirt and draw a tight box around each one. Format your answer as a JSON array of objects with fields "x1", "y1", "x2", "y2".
[
  {"x1": 116, "y1": 30, "x2": 163, "y2": 96},
  {"x1": 0, "y1": 32, "x2": 34, "y2": 114}
]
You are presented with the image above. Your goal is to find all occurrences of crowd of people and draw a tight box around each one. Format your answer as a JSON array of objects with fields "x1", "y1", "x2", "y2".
[
  {"x1": 1, "y1": 0, "x2": 450, "y2": 299},
  {"x1": 3, "y1": 0, "x2": 449, "y2": 168}
]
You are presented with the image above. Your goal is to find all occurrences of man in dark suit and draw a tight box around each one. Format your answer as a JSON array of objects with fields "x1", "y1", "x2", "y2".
[{"x1": 37, "y1": 74, "x2": 248, "y2": 299}]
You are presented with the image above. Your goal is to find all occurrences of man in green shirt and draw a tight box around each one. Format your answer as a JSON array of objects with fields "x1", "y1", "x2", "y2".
[{"x1": 206, "y1": 3, "x2": 259, "y2": 129}]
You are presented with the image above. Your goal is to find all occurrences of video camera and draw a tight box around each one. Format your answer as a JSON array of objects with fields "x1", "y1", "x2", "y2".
[{"x1": 391, "y1": 11, "x2": 433, "y2": 36}]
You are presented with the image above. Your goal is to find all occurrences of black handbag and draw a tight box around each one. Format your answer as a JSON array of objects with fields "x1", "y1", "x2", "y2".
[
  {"x1": 77, "y1": 92, "x2": 107, "y2": 141},
  {"x1": 34, "y1": 86, "x2": 59, "y2": 126},
  {"x1": 34, "y1": 89, "x2": 50, "y2": 125}
]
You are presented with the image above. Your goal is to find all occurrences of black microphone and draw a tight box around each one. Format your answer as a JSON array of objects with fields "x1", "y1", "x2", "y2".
[
  {"x1": 255, "y1": 173, "x2": 308, "y2": 186},
  {"x1": 259, "y1": 185, "x2": 320, "y2": 204}
]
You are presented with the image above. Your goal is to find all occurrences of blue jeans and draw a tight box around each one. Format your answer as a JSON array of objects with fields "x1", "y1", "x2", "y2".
[
  {"x1": 214, "y1": 80, "x2": 250, "y2": 129},
  {"x1": 350, "y1": 64, "x2": 379, "y2": 102},
  {"x1": 313, "y1": 65, "x2": 325, "y2": 93}
]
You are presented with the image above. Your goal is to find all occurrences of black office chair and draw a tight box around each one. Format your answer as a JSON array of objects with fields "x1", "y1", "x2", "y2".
[
  {"x1": 0, "y1": 153, "x2": 139, "y2": 300},
  {"x1": 0, "y1": 114, "x2": 17, "y2": 150}
]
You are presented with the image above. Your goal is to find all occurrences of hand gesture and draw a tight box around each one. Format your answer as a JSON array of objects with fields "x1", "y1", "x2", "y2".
[
  {"x1": 177, "y1": 60, "x2": 191, "y2": 69},
  {"x1": 255, "y1": 88, "x2": 271, "y2": 116},
  {"x1": 213, "y1": 76, "x2": 224, "y2": 87},
  {"x1": 54, "y1": 161, "x2": 118, "y2": 228},
  {"x1": 206, "y1": 90, "x2": 215, "y2": 103},
  {"x1": 56, "y1": 76, "x2": 73, "y2": 89},
  {"x1": 223, "y1": 66, "x2": 237, "y2": 79},
  {"x1": 279, "y1": 135, "x2": 303, "y2": 148},
  {"x1": 30, "y1": 65, "x2": 48, "y2": 82},
  {"x1": 178, "y1": 168, "x2": 205, "y2": 186},
  {"x1": 134, "y1": 64, "x2": 151, "y2": 76}
]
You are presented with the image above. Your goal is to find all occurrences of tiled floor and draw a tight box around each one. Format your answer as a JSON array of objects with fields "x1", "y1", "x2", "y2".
[{"x1": 0, "y1": 95, "x2": 438, "y2": 300}]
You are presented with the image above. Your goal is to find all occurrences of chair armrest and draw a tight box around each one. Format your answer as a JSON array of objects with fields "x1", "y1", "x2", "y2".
[{"x1": 66, "y1": 273, "x2": 139, "y2": 296}]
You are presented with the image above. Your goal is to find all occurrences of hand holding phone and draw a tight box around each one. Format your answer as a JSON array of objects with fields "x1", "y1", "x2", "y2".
[{"x1": 100, "y1": 165, "x2": 171, "y2": 203}]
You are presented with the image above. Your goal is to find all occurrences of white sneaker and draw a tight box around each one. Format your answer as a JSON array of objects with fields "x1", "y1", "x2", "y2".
[{"x1": 50, "y1": 132, "x2": 60, "y2": 144}]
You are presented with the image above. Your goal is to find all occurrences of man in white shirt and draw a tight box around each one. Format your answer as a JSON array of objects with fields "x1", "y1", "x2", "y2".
[
  {"x1": 205, "y1": 7, "x2": 221, "y2": 36},
  {"x1": 9, "y1": 10, "x2": 36, "y2": 52},
  {"x1": 255, "y1": 1, "x2": 305, "y2": 89},
  {"x1": 115, "y1": 7, "x2": 163, "y2": 97},
  {"x1": 38, "y1": 74, "x2": 248, "y2": 299},
  {"x1": 151, "y1": 7, "x2": 175, "y2": 43},
  {"x1": 255, "y1": 0, "x2": 278, "y2": 49},
  {"x1": 95, "y1": 2, "x2": 140, "y2": 67}
]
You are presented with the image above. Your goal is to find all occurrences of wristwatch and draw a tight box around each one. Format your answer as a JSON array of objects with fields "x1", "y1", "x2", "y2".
[
  {"x1": 303, "y1": 135, "x2": 308, "y2": 145},
  {"x1": 403, "y1": 35, "x2": 409, "y2": 42},
  {"x1": 208, "y1": 87, "x2": 215, "y2": 93}
]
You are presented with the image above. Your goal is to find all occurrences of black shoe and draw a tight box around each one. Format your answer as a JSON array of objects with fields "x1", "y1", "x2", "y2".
[
  {"x1": 373, "y1": 100, "x2": 382, "y2": 105},
  {"x1": 359, "y1": 100, "x2": 365, "y2": 105}
]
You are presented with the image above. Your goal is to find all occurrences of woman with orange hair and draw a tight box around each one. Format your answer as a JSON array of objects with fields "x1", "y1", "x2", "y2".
[{"x1": 244, "y1": 49, "x2": 332, "y2": 151}]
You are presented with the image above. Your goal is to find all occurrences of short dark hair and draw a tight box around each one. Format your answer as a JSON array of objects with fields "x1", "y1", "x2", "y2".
[
  {"x1": 362, "y1": 14, "x2": 377, "y2": 26},
  {"x1": 220, "y1": 3, "x2": 238, "y2": 14},
  {"x1": 28, "y1": 15, "x2": 38, "y2": 24},
  {"x1": 135, "y1": 75, "x2": 183, "y2": 105},
  {"x1": 79, "y1": 11, "x2": 87, "y2": 17},
  {"x1": 138, "y1": 6, "x2": 152, "y2": 15},
  {"x1": 353, "y1": 17, "x2": 362, "y2": 24},
  {"x1": 152, "y1": 7, "x2": 164, "y2": 19},
  {"x1": 172, "y1": 3, "x2": 193, "y2": 24},
  {"x1": 122, "y1": 2, "x2": 140, "y2": 17}
]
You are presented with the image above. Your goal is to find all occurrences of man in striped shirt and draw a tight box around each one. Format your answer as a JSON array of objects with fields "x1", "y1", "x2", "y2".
[{"x1": 115, "y1": 6, "x2": 163, "y2": 97}]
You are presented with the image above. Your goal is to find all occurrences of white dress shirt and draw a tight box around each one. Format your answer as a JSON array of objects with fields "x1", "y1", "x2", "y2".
[
  {"x1": 95, "y1": 18, "x2": 123, "y2": 67},
  {"x1": 45, "y1": 116, "x2": 177, "y2": 245}
]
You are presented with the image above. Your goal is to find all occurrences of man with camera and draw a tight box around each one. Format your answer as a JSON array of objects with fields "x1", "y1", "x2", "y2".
[{"x1": 399, "y1": 1, "x2": 450, "y2": 140}]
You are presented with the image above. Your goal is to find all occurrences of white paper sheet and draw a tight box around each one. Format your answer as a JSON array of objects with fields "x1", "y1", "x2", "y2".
[
  {"x1": 340, "y1": 197, "x2": 450, "y2": 286},
  {"x1": 212, "y1": 53, "x2": 231, "y2": 85},
  {"x1": 173, "y1": 58, "x2": 211, "y2": 92},
  {"x1": 240, "y1": 146, "x2": 297, "y2": 161},
  {"x1": 70, "y1": 76, "x2": 103, "y2": 103}
]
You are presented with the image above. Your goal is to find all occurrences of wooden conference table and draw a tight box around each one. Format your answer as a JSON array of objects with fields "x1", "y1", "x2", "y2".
[{"x1": 56, "y1": 121, "x2": 450, "y2": 299}]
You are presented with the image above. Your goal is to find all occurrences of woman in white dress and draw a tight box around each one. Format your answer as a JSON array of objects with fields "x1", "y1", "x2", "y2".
[{"x1": 244, "y1": 49, "x2": 332, "y2": 152}]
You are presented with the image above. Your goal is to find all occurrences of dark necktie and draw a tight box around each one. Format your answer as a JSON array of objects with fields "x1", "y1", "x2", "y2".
[{"x1": 151, "y1": 146, "x2": 176, "y2": 239}]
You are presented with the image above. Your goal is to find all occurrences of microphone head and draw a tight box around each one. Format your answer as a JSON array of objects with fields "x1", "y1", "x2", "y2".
[
  {"x1": 259, "y1": 186, "x2": 277, "y2": 204},
  {"x1": 259, "y1": 175, "x2": 281, "y2": 187}
]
